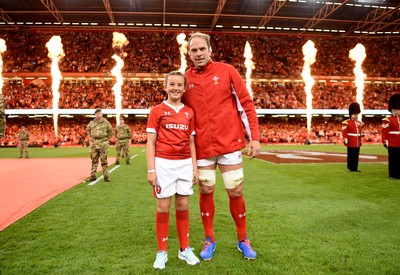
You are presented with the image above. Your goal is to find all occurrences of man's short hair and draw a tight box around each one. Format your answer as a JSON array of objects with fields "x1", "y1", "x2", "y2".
[
  {"x1": 188, "y1": 32, "x2": 211, "y2": 50},
  {"x1": 95, "y1": 108, "x2": 102, "y2": 114}
]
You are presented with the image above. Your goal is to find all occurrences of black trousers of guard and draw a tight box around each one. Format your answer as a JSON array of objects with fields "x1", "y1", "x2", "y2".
[
  {"x1": 388, "y1": 147, "x2": 400, "y2": 179},
  {"x1": 347, "y1": 147, "x2": 360, "y2": 172}
]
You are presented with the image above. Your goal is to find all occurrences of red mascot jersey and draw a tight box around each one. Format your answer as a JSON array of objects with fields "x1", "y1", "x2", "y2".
[{"x1": 146, "y1": 102, "x2": 195, "y2": 160}]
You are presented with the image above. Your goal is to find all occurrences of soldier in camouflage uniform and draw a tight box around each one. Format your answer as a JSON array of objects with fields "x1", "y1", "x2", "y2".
[
  {"x1": 86, "y1": 108, "x2": 113, "y2": 182},
  {"x1": 114, "y1": 117, "x2": 132, "y2": 165},
  {"x1": 18, "y1": 125, "x2": 30, "y2": 158},
  {"x1": 0, "y1": 94, "x2": 5, "y2": 139}
]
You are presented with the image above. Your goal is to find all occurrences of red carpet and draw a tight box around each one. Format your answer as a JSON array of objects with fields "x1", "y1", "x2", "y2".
[{"x1": 0, "y1": 157, "x2": 115, "y2": 231}]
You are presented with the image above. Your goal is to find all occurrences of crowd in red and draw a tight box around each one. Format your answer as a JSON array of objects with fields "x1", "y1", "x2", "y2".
[
  {"x1": 1, "y1": 30, "x2": 399, "y2": 77},
  {"x1": 3, "y1": 80, "x2": 166, "y2": 109},
  {"x1": 0, "y1": 116, "x2": 383, "y2": 147},
  {"x1": 258, "y1": 117, "x2": 382, "y2": 144},
  {"x1": 0, "y1": 30, "x2": 398, "y2": 146},
  {"x1": 1, "y1": 117, "x2": 148, "y2": 147},
  {"x1": 252, "y1": 82, "x2": 398, "y2": 110},
  {"x1": 1, "y1": 31, "x2": 399, "y2": 110},
  {"x1": 2, "y1": 80, "x2": 399, "y2": 110}
]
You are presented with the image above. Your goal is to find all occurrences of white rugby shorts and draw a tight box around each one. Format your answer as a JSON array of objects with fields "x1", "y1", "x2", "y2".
[
  {"x1": 154, "y1": 157, "x2": 194, "y2": 198},
  {"x1": 197, "y1": 150, "x2": 243, "y2": 166}
]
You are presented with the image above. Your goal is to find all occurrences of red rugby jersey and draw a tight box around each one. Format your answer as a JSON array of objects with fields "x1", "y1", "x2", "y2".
[
  {"x1": 184, "y1": 61, "x2": 260, "y2": 159},
  {"x1": 146, "y1": 101, "x2": 195, "y2": 160}
]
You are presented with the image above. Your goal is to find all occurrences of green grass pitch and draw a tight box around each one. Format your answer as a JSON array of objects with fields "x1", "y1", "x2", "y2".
[{"x1": 0, "y1": 144, "x2": 399, "y2": 274}]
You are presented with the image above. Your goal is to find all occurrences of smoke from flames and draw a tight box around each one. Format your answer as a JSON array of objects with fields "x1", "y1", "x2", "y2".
[
  {"x1": 244, "y1": 41, "x2": 255, "y2": 99},
  {"x1": 111, "y1": 32, "x2": 129, "y2": 126},
  {"x1": 349, "y1": 43, "x2": 367, "y2": 121},
  {"x1": 0, "y1": 39, "x2": 7, "y2": 95},
  {"x1": 45, "y1": 36, "x2": 65, "y2": 137},
  {"x1": 176, "y1": 33, "x2": 188, "y2": 73},
  {"x1": 301, "y1": 40, "x2": 317, "y2": 138}
]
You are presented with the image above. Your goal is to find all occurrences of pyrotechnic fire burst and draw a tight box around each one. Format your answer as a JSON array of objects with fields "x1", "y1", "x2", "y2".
[
  {"x1": 349, "y1": 43, "x2": 367, "y2": 121},
  {"x1": 301, "y1": 40, "x2": 317, "y2": 138},
  {"x1": 176, "y1": 33, "x2": 188, "y2": 73},
  {"x1": 0, "y1": 39, "x2": 7, "y2": 95},
  {"x1": 45, "y1": 36, "x2": 65, "y2": 138},
  {"x1": 111, "y1": 32, "x2": 129, "y2": 126},
  {"x1": 244, "y1": 41, "x2": 254, "y2": 99}
]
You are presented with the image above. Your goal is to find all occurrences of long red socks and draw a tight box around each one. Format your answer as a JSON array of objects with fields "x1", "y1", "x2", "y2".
[
  {"x1": 229, "y1": 195, "x2": 247, "y2": 241},
  {"x1": 176, "y1": 210, "x2": 189, "y2": 250},
  {"x1": 156, "y1": 210, "x2": 190, "y2": 251},
  {"x1": 156, "y1": 211, "x2": 169, "y2": 251},
  {"x1": 199, "y1": 192, "x2": 215, "y2": 242}
]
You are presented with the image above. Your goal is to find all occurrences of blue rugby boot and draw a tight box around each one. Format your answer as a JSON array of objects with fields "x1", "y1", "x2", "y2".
[
  {"x1": 237, "y1": 237, "x2": 256, "y2": 260},
  {"x1": 199, "y1": 237, "x2": 216, "y2": 261}
]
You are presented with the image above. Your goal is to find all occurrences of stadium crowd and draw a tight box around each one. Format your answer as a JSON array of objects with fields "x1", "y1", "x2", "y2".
[
  {"x1": 252, "y1": 81, "x2": 398, "y2": 110},
  {"x1": 2, "y1": 80, "x2": 399, "y2": 110},
  {"x1": 0, "y1": 116, "x2": 383, "y2": 147},
  {"x1": 1, "y1": 117, "x2": 147, "y2": 147},
  {"x1": 0, "y1": 30, "x2": 399, "y2": 77},
  {"x1": 258, "y1": 117, "x2": 381, "y2": 144},
  {"x1": 0, "y1": 30, "x2": 398, "y2": 146}
]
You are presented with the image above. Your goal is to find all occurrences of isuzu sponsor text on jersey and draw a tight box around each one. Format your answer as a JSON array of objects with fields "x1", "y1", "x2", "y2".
[{"x1": 166, "y1": 124, "x2": 189, "y2": 130}]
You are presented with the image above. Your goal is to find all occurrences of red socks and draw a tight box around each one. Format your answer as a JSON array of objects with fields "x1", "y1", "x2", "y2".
[
  {"x1": 156, "y1": 210, "x2": 190, "y2": 251},
  {"x1": 199, "y1": 191, "x2": 215, "y2": 242},
  {"x1": 176, "y1": 210, "x2": 189, "y2": 251},
  {"x1": 156, "y1": 211, "x2": 169, "y2": 251},
  {"x1": 229, "y1": 195, "x2": 247, "y2": 241}
]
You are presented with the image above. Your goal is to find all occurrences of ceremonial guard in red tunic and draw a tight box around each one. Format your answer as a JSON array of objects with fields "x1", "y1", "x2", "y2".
[
  {"x1": 342, "y1": 102, "x2": 363, "y2": 172},
  {"x1": 382, "y1": 94, "x2": 400, "y2": 179}
]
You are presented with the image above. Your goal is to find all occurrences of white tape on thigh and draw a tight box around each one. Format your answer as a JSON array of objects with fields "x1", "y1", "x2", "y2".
[
  {"x1": 198, "y1": 169, "x2": 216, "y2": 187},
  {"x1": 222, "y1": 168, "x2": 244, "y2": 189}
]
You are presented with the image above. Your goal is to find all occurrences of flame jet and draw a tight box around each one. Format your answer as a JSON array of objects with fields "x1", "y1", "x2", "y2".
[
  {"x1": 111, "y1": 32, "x2": 129, "y2": 126},
  {"x1": 45, "y1": 36, "x2": 65, "y2": 137},
  {"x1": 301, "y1": 40, "x2": 317, "y2": 138},
  {"x1": 349, "y1": 43, "x2": 367, "y2": 122},
  {"x1": 176, "y1": 33, "x2": 188, "y2": 73},
  {"x1": 244, "y1": 41, "x2": 255, "y2": 99},
  {"x1": 0, "y1": 39, "x2": 7, "y2": 95}
]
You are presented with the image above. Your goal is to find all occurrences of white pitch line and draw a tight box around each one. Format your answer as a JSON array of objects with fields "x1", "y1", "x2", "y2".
[
  {"x1": 130, "y1": 154, "x2": 138, "y2": 159},
  {"x1": 86, "y1": 153, "x2": 138, "y2": 186},
  {"x1": 87, "y1": 165, "x2": 120, "y2": 186}
]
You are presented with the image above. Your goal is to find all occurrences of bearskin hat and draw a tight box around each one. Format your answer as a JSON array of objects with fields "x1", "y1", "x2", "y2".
[
  {"x1": 349, "y1": 102, "x2": 361, "y2": 116},
  {"x1": 388, "y1": 94, "x2": 400, "y2": 112}
]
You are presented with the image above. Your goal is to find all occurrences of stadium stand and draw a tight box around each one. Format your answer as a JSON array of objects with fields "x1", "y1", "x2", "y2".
[{"x1": 0, "y1": 31, "x2": 399, "y2": 145}]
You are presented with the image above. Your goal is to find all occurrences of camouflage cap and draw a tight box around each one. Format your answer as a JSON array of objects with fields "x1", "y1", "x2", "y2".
[{"x1": 95, "y1": 108, "x2": 102, "y2": 114}]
